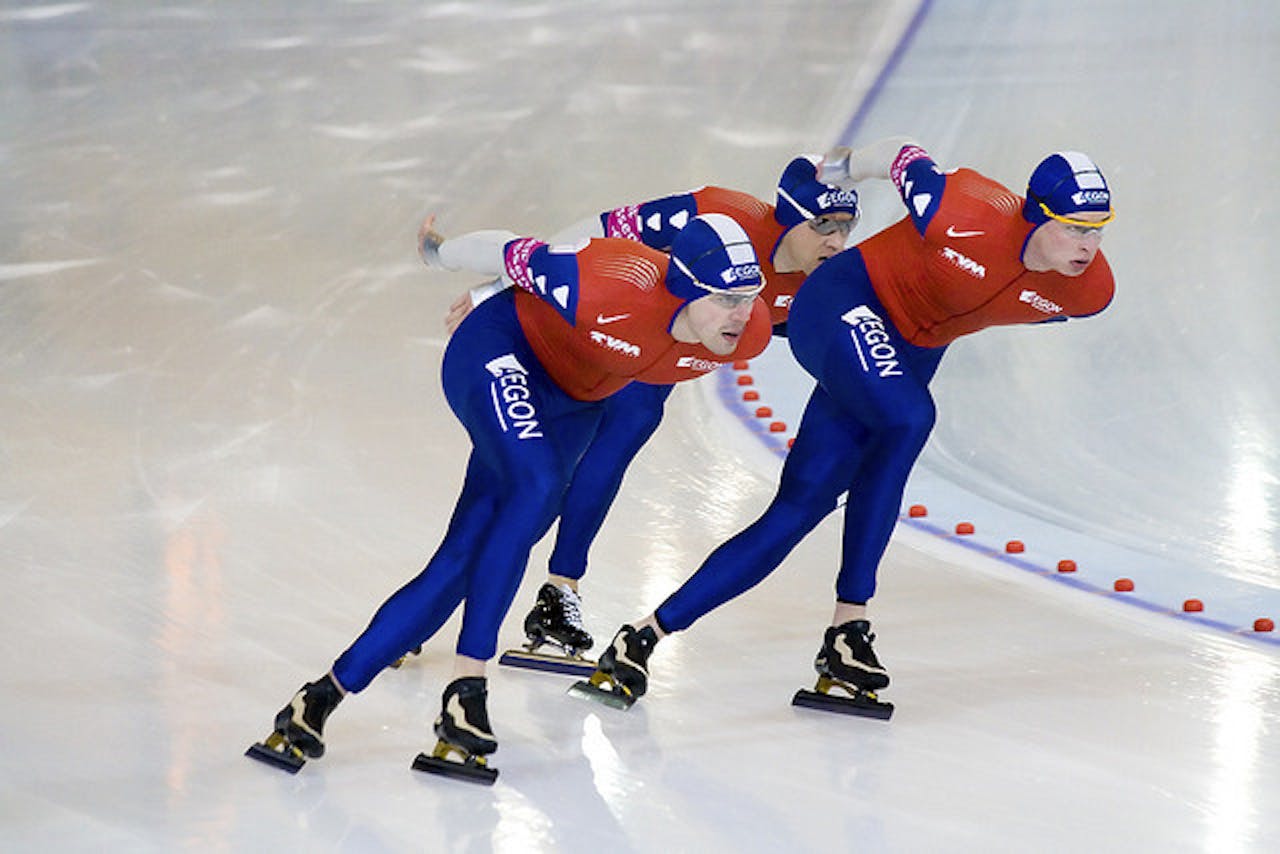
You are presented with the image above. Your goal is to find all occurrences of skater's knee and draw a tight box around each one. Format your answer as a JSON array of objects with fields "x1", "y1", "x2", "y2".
[
  {"x1": 894, "y1": 397, "x2": 936, "y2": 437},
  {"x1": 869, "y1": 402, "x2": 935, "y2": 457},
  {"x1": 770, "y1": 484, "x2": 840, "y2": 529},
  {"x1": 504, "y1": 470, "x2": 567, "y2": 534}
]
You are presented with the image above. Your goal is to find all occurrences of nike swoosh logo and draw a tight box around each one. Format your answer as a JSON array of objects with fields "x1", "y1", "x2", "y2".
[
  {"x1": 596, "y1": 313, "x2": 630, "y2": 324},
  {"x1": 945, "y1": 226, "x2": 984, "y2": 238}
]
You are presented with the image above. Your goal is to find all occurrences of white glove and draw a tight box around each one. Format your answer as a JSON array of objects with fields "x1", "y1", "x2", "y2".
[
  {"x1": 844, "y1": 136, "x2": 920, "y2": 183},
  {"x1": 417, "y1": 212, "x2": 518, "y2": 277},
  {"x1": 817, "y1": 146, "x2": 854, "y2": 187}
]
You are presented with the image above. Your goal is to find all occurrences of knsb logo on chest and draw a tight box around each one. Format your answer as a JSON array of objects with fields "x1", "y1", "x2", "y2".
[
  {"x1": 484, "y1": 354, "x2": 543, "y2": 439},
  {"x1": 841, "y1": 305, "x2": 903, "y2": 378}
]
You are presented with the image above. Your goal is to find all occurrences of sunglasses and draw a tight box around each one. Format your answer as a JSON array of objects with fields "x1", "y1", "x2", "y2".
[
  {"x1": 1037, "y1": 202, "x2": 1114, "y2": 239},
  {"x1": 691, "y1": 278, "x2": 766, "y2": 308},
  {"x1": 808, "y1": 216, "x2": 855, "y2": 237},
  {"x1": 706, "y1": 291, "x2": 760, "y2": 308}
]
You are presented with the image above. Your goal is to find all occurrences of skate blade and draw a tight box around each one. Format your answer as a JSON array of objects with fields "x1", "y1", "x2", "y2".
[
  {"x1": 412, "y1": 748, "x2": 498, "y2": 786},
  {"x1": 388, "y1": 644, "x2": 424, "y2": 670},
  {"x1": 245, "y1": 733, "x2": 307, "y2": 774},
  {"x1": 499, "y1": 648, "x2": 598, "y2": 678},
  {"x1": 791, "y1": 687, "x2": 894, "y2": 720},
  {"x1": 567, "y1": 671, "x2": 635, "y2": 710}
]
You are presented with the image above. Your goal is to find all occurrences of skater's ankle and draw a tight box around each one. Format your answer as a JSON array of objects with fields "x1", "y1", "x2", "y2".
[
  {"x1": 634, "y1": 614, "x2": 666, "y2": 639},
  {"x1": 831, "y1": 601, "x2": 868, "y2": 626},
  {"x1": 548, "y1": 574, "x2": 579, "y2": 593},
  {"x1": 452, "y1": 655, "x2": 487, "y2": 680},
  {"x1": 324, "y1": 671, "x2": 349, "y2": 697}
]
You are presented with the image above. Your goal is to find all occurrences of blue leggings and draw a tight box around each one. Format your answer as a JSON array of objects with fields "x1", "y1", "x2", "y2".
[
  {"x1": 656, "y1": 249, "x2": 945, "y2": 632},
  {"x1": 331, "y1": 291, "x2": 603, "y2": 692},
  {"x1": 548, "y1": 381, "x2": 673, "y2": 580}
]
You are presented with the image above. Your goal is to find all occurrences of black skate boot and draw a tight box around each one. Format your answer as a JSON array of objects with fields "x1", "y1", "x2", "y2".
[
  {"x1": 500, "y1": 583, "x2": 598, "y2": 677},
  {"x1": 525, "y1": 583, "x2": 594, "y2": 654},
  {"x1": 793, "y1": 620, "x2": 894, "y2": 720},
  {"x1": 816, "y1": 619, "x2": 890, "y2": 690},
  {"x1": 245, "y1": 674, "x2": 344, "y2": 773},
  {"x1": 412, "y1": 677, "x2": 499, "y2": 785},
  {"x1": 569, "y1": 624, "x2": 659, "y2": 710}
]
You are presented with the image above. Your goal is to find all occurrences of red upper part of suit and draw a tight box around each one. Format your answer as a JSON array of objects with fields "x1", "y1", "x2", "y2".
[
  {"x1": 505, "y1": 236, "x2": 772, "y2": 401},
  {"x1": 602, "y1": 186, "x2": 806, "y2": 325},
  {"x1": 861, "y1": 147, "x2": 1114, "y2": 348}
]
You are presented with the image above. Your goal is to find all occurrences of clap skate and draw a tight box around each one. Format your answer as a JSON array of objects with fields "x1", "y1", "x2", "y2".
[
  {"x1": 499, "y1": 583, "x2": 597, "y2": 677},
  {"x1": 246, "y1": 675, "x2": 344, "y2": 773},
  {"x1": 792, "y1": 619, "x2": 894, "y2": 720},
  {"x1": 569, "y1": 623, "x2": 657, "y2": 710},
  {"x1": 412, "y1": 677, "x2": 499, "y2": 785},
  {"x1": 389, "y1": 644, "x2": 423, "y2": 670}
]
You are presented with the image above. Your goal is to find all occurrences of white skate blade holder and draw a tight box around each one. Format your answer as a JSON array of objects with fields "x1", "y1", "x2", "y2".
[{"x1": 499, "y1": 647, "x2": 597, "y2": 678}]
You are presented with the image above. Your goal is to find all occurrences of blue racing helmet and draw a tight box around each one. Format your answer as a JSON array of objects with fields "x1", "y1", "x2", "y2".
[
  {"x1": 665, "y1": 213, "x2": 764, "y2": 302},
  {"x1": 1022, "y1": 151, "x2": 1114, "y2": 227},
  {"x1": 774, "y1": 157, "x2": 860, "y2": 230}
]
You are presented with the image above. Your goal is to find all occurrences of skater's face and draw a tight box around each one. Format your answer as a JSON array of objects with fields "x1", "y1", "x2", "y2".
[
  {"x1": 677, "y1": 288, "x2": 761, "y2": 355},
  {"x1": 1024, "y1": 211, "x2": 1108, "y2": 277},
  {"x1": 776, "y1": 213, "x2": 855, "y2": 274}
]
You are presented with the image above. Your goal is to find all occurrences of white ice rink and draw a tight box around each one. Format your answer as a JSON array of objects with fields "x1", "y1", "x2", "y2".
[{"x1": 2, "y1": 1, "x2": 1278, "y2": 852}]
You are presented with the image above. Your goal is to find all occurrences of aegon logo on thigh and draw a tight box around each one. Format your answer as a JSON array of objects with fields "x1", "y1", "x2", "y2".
[
  {"x1": 484, "y1": 354, "x2": 544, "y2": 439},
  {"x1": 840, "y1": 305, "x2": 904, "y2": 378}
]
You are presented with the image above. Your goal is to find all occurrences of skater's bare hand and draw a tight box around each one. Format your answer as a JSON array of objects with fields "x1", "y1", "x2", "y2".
[
  {"x1": 418, "y1": 213, "x2": 445, "y2": 266},
  {"x1": 445, "y1": 290, "x2": 474, "y2": 335}
]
